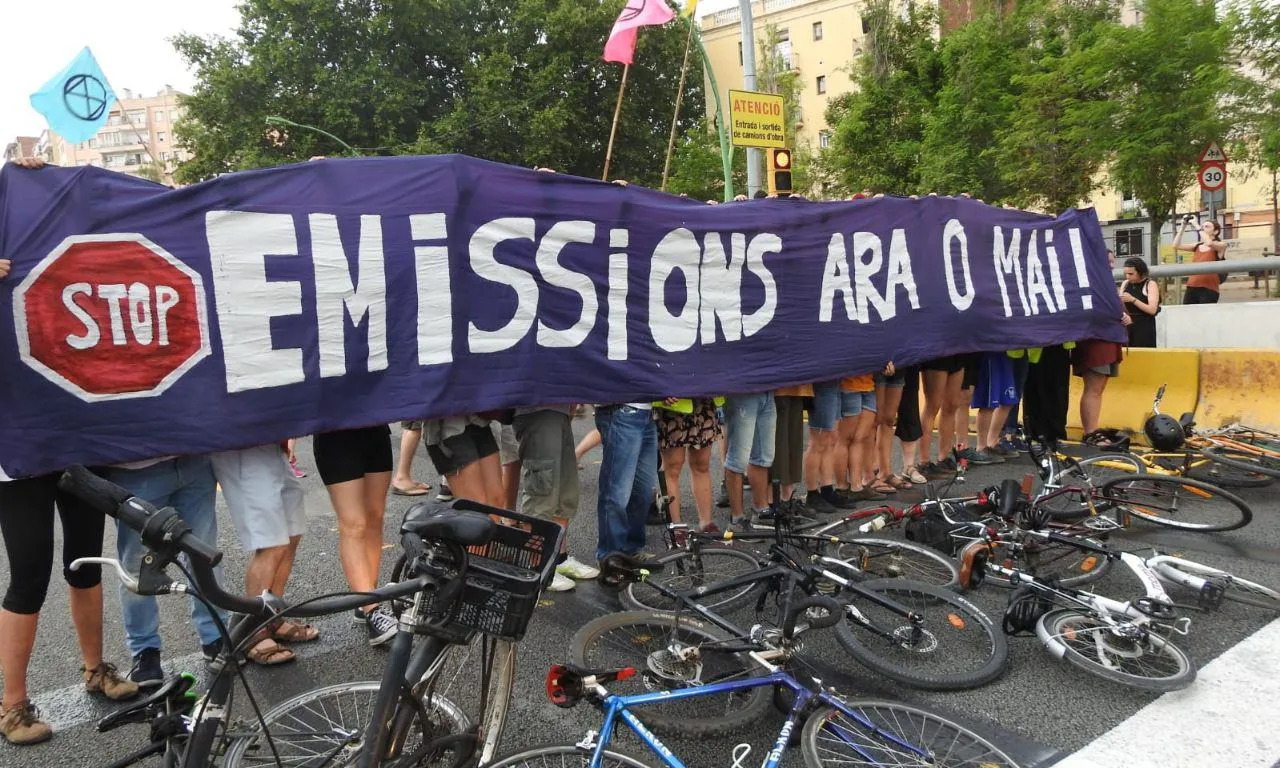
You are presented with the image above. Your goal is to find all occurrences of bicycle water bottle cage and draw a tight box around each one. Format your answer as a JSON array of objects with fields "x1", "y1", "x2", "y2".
[
  {"x1": 1198, "y1": 576, "x2": 1228, "y2": 611},
  {"x1": 546, "y1": 664, "x2": 635, "y2": 708}
]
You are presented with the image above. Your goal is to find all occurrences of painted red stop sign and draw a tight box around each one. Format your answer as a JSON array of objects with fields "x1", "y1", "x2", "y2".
[{"x1": 14, "y1": 235, "x2": 211, "y2": 400}]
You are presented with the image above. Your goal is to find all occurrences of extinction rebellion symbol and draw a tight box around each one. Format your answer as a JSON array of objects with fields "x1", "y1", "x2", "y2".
[{"x1": 62, "y1": 74, "x2": 110, "y2": 121}]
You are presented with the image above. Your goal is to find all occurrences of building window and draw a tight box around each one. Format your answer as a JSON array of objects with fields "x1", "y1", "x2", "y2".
[
  {"x1": 1115, "y1": 227, "x2": 1144, "y2": 258},
  {"x1": 862, "y1": 17, "x2": 871, "y2": 34},
  {"x1": 738, "y1": 41, "x2": 743, "y2": 65},
  {"x1": 813, "y1": 21, "x2": 823, "y2": 40},
  {"x1": 155, "y1": 111, "x2": 164, "y2": 123},
  {"x1": 160, "y1": 151, "x2": 169, "y2": 162},
  {"x1": 157, "y1": 132, "x2": 166, "y2": 142},
  {"x1": 819, "y1": 130, "x2": 831, "y2": 148},
  {"x1": 816, "y1": 76, "x2": 827, "y2": 94}
]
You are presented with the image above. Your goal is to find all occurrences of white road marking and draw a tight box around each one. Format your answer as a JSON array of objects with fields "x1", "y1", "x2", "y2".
[{"x1": 1054, "y1": 617, "x2": 1280, "y2": 768}]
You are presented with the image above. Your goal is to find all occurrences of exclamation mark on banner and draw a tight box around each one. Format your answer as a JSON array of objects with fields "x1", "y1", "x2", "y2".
[{"x1": 1067, "y1": 228, "x2": 1093, "y2": 310}]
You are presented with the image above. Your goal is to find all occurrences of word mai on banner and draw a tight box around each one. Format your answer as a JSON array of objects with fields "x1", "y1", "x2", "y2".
[{"x1": 0, "y1": 154, "x2": 1124, "y2": 477}]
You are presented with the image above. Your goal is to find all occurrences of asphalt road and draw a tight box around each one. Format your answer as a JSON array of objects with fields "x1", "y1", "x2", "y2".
[{"x1": 4, "y1": 417, "x2": 1279, "y2": 768}]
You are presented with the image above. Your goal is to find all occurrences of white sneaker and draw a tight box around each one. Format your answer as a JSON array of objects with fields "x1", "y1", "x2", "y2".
[
  {"x1": 547, "y1": 572, "x2": 576, "y2": 592},
  {"x1": 556, "y1": 556, "x2": 601, "y2": 580}
]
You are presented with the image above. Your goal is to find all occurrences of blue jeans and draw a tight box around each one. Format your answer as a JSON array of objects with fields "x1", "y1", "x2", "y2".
[
  {"x1": 594, "y1": 406, "x2": 658, "y2": 562},
  {"x1": 102, "y1": 457, "x2": 227, "y2": 655},
  {"x1": 724, "y1": 394, "x2": 776, "y2": 474}
]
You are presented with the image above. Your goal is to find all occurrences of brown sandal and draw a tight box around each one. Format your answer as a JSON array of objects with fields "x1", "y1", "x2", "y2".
[
  {"x1": 246, "y1": 632, "x2": 296, "y2": 666},
  {"x1": 271, "y1": 619, "x2": 320, "y2": 643},
  {"x1": 886, "y1": 473, "x2": 913, "y2": 490}
]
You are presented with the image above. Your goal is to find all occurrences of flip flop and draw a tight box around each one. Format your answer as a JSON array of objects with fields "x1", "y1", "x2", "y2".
[{"x1": 392, "y1": 482, "x2": 431, "y2": 497}]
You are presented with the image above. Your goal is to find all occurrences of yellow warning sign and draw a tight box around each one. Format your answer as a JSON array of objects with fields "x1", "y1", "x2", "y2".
[{"x1": 728, "y1": 89, "x2": 787, "y2": 149}]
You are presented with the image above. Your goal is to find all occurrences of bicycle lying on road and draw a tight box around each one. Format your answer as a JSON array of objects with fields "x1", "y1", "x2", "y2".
[
  {"x1": 58, "y1": 465, "x2": 561, "y2": 768},
  {"x1": 486, "y1": 557, "x2": 1021, "y2": 768}
]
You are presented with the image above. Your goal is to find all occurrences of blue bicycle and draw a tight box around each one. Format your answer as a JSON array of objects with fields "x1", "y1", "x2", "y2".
[{"x1": 484, "y1": 560, "x2": 1021, "y2": 768}]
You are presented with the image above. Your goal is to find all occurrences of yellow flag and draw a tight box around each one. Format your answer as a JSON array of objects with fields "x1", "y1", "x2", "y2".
[{"x1": 682, "y1": 0, "x2": 697, "y2": 18}]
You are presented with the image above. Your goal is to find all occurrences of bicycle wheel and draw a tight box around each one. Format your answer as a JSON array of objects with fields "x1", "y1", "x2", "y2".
[
  {"x1": 834, "y1": 579, "x2": 1009, "y2": 690},
  {"x1": 1038, "y1": 453, "x2": 1144, "y2": 518},
  {"x1": 423, "y1": 636, "x2": 516, "y2": 766},
  {"x1": 569, "y1": 610, "x2": 770, "y2": 737},
  {"x1": 486, "y1": 744, "x2": 656, "y2": 767},
  {"x1": 221, "y1": 681, "x2": 470, "y2": 768},
  {"x1": 1201, "y1": 447, "x2": 1280, "y2": 480},
  {"x1": 621, "y1": 546, "x2": 763, "y2": 613},
  {"x1": 1147, "y1": 451, "x2": 1272, "y2": 488},
  {"x1": 981, "y1": 534, "x2": 1113, "y2": 589},
  {"x1": 1036, "y1": 609, "x2": 1195, "y2": 692},
  {"x1": 801, "y1": 699, "x2": 1022, "y2": 767},
  {"x1": 1152, "y1": 559, "x2": 1280, "y2": 611},
  {"x1": 1101, "y1": 475, "x2": 1253, "y2": 532},
  {"x1": 830, "y1": 538, "x2": 960, "y2": 589}
]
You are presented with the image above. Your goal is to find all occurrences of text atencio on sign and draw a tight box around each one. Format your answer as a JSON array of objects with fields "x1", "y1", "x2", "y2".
[{"x1": 729, "y1": 89, "x2": 786, "y2": 149}]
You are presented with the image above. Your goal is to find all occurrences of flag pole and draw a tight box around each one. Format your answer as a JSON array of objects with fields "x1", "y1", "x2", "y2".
[
  {"x1": 661, "y1": 18, "x2": 696, "y2": 191},
  {"x1": 602, "y1": 63, "x2": 630, "y2": 181}
]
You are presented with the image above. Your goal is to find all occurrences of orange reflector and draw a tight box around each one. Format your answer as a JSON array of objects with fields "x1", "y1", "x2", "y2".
[
  {"x1": 1080, "y1": 556, "x2": 1098, "y2": 572},
  {"x1": 947, "y1": 613, "x2": 966, "y2": 629},
  {"x1": 618, "y1": 667, "x2": 637, "y2": 681},
  {"x1": 1184, "y1": 485, "x2": 1212, "y2": 498}
]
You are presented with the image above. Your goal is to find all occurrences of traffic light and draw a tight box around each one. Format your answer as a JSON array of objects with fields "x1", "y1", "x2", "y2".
[{"x1": 768, "y1": 147, "x2": 793, "y2": 197}]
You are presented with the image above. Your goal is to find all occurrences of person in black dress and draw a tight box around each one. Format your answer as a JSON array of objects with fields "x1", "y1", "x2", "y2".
[{"x1": 1121, "y1": 257, "x2": 1160, "y2": 348}]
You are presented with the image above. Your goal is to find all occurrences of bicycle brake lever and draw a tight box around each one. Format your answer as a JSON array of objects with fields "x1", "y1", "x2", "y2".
[{"x1": 71, "y1": 557, "x2": 141, "y2": 593}]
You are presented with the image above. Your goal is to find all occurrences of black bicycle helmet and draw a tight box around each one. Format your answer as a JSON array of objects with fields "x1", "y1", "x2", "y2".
[{"x1": 1144, "y1": 413, "x2": 1185, "y2": 452}]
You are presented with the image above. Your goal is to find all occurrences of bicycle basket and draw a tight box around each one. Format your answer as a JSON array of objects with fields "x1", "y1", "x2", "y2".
[{"x1": 418, "y1": 500, "x2": 565, "y2": 641}]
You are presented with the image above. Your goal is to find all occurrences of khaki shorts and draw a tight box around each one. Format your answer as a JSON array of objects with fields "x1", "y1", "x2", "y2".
[
  {"x1": 493, "y1": 423, "x2": 520, "y2": 466},
  {"x1": 512, "y1": 410, "x2": 579, "y2": 521},
  {"x1": 210, "y1": 445, "x2": 307, "y2": 552}
]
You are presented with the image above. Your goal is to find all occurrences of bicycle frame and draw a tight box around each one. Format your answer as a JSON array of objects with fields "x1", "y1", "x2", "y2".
[{"x1": 575, "y1": 656, "x2": 931, "y2": 768}]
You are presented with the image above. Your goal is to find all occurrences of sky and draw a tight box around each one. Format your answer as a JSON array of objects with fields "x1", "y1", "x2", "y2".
[{"x1": 0, "y1": 0, "x2": 240, "y2": 149}]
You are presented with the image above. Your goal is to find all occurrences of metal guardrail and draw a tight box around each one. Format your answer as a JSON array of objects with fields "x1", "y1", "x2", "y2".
[{"x1": 1110, "y1": 255, "x2": 1279, "y2": 280}]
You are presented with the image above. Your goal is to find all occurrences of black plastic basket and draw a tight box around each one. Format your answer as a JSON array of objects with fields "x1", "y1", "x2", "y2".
[{"x1": 420, "y1": 499, "x2": 565, "y2": 642}]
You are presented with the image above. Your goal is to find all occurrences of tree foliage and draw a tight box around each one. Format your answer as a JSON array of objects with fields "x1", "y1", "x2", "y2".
[{"x1": 173, "y1": 0, "x2": 700, "y2": 186}]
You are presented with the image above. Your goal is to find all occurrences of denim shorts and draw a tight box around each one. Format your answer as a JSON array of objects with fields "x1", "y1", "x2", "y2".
[
  {"x1": 724, "y1": 393, "x2": 776, "y2": 474},
  {"x1": 874, "y1": 372, "x2": 906, "y2": 389},
  {"x1": 809, "y1": 381, "x2": 842, "y2": 431},
  {"x1": 841, "y1": 390, "x2": 877, "y2": 418}
]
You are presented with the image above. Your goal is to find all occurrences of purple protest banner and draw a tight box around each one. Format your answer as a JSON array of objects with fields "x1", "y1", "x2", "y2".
[{"x1": 0, "y1": 154, "x2": 1124, "y2": 478}]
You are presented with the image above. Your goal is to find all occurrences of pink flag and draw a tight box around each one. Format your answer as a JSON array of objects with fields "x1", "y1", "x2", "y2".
[{"x1": 603, "y1": 0, "x2": 676, "y2": 65}]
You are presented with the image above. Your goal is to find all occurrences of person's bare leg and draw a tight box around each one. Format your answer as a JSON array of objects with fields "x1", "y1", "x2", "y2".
[
  {"x1": 502, "y1": 460, "x2": 521, "y2": 510},
  {"x1": 877, "y1": 385, "x2": 903, "y2": 479},
  {"x1": 901, "y1": 439, "x2": 920, "y2": 474},
  {"x1": 661, "y1": 447, "x2": 687, "y2": 524},
  {"x1": 920, "y1": 369, "x2": 947, "y2": 462},
  {"x1": 0, "y1": 611, "x2": 38, "y2": 708},
  {"x1": 854, "y1": 410, "x2": 877, "y2": 487},
  {"x1": 954, "y1": 392, "x2": 973, "y2": 451},
  {"x1": 363, "y1": 472, "x2": 390, "y2": 584},
  {"x1": 989, "y1": 405, "x2": 1012, "y2": 449},
  {"x1": 835, "y1": 417, "x2": 857, "y2": 490},
  {"x1": 1081, "y1": 373, "x2": 1108, "y2": 435},
  {"x1": 939, "y1": 371, "x2": 964, "y2": 462},
  {"x1": 329, "y1": 477, "x2": 386, "y2": 611},
  {"x1": 476, "y1": 454, "x2": 505, "y2": 507},
  {"x1": 727, "y1": 470, "x2": 746, "y2": 522},
  {"x1": 575, "y1": 429, "x2": 601, "y2": 461},
  {"x1": 68, "y1": 584, "x2": 104, "y2": 671},
  {"x1": 975, "y1": 409, "x2": 995, "y2": 451},
  {"x1": 242, "y1": 543, "x2": 293, "y2": 658},
  {"x1": 747, "y1": 465, "x2": 772, "y2": 511},
  {"x1": 803, "y1": 429, "x2": 831, "y2": 494},
  {"x1": 446, "y1": 460, "x2": 489, "y2": 504},
  {"x1": 688, "y1": 446, "x2": 713, "y2": 529},
  {"x1": 393, "y1": 428, "x2": 426, "y2": 493},
  {"x1": 271, "y1": 536, "x2": 301, "y2": 597}
]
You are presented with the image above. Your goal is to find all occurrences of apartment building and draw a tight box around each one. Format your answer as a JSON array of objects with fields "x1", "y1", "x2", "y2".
[{"x1": 50, "y1": 86, "x2": 191, "y2": 185}]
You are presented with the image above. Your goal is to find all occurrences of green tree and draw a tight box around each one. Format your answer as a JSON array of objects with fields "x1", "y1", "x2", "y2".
[
  {"x1": 665, "y1": 118, "x2": 746, "y2": 201},
  {"x1": 822, "y1": 0, "x2": 941, "y2": 196},
  {"x1": 1092, "y1": 0, "x2": 1239, "y2": 262},
  {"x1": 173, "y1": 0, "x2": 699, "y2": 186}
]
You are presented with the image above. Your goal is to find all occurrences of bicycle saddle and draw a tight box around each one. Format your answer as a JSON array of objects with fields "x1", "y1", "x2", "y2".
[
  {"x1": 400, "y1": 502, "x2": 497, "y2": 547},
  {"x1": 97, "y1": 673, "x2": 195, "y2": 732}
]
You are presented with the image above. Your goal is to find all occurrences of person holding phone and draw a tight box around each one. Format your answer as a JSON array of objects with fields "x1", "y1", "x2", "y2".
[{"x1": 1174, "y1": 215, "x2": 1228, "y2": 305}]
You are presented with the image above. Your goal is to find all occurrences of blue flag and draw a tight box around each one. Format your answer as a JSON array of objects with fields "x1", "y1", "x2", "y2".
[{"x1": 29, "y1": 47, "x2": 117, "y2": 144}]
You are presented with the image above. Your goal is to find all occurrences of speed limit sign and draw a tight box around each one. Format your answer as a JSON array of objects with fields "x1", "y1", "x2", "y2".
[{"x1": 1198, "y1": 162, "x2": 1226, "y2": 191}]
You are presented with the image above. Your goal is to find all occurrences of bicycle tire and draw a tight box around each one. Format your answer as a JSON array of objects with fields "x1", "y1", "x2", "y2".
[
  {"x1": 485, "y1": 744, "x2": 656, "y2": 767},
  {"x1": 221, "y1": 681, "x2": 470, "y2": 768},
  {"x1": 834, "y1": 579, "x2": 1009, "y2": 691},
  {"x1": 1101, "y1": 474, "x2": 1253, "y2": 532},
  {"x1": 1039, "y1": 453, "x2": 1144, "y2": 519},
  {"x1": 1145, "y1": 451, "x2": 1272, "y2": 488},
  {"x1": 829, "y1": 537, "x2": 961, "y2": 589},
  {"x1": 569, "y1": 610, "x2": 770, "y2": 737},
  {"x1": 981, "y1": 534, "x2": 1114, "y2": 589},
  {"x1": 620, "y1": 546, "x2": 763, "y2": 613},
  {"x1": 801, "y1": 700, "x2": 1022, "y2": 768},
  {"x1": 1151, "y1": 559, "x2": 1280, "y2": 611},
  {"x1": 1201, "y1": 446, "x2": 1280, "y2": 480},
  {"x1": 1035, "y1": 609, "x2": 1195, "y2": 692}
]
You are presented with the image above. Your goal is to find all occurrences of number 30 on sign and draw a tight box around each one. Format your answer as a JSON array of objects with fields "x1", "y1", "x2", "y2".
[{"x1": 1198, "y1": 163, "x2": 1226, "y2": 192}]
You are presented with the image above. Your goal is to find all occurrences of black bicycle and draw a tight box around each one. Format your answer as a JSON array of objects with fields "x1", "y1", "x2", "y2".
[{"x1": 58, "y1": 466, "x2": 562, "y2": 768}]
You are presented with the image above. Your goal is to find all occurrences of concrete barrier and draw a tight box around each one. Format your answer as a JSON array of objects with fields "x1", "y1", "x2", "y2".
[
  {"x1": 1067, "y1": 348, "x2": 1201, "y2": 438},
  {"x1": 1196, "y1": 350, "x2": 1280, "y2": 432},
  {"x1": 1157, "y1": 301, "x2": 1280, "y2": 350}
]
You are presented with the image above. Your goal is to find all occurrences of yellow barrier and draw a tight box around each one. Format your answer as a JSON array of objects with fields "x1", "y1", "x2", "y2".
[
  {"x1": 1067, "y1": 348, "x2": 1201, "y2": 439},
  {"x1": 1197, "y1": 350, "x2": 1280, "y2": 433}
]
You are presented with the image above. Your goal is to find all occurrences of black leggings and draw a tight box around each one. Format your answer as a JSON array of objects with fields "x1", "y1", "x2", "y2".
[
  {"x1": 0, "y1": 473, "x2": 105, "y2": 614},
  {"x1": 895, "y1": 366, "x2": 923, "y2": 442}
]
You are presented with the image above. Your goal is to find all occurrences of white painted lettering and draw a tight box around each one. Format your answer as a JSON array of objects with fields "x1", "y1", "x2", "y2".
[
  {"x1": 1025, "y1": 232, "x2": 1056, "y2": 314},
  {"x1": 468, "y1": 217, "x2": 538, "y2": 354},
  {"x1": 885, "y1": 228, "x2": 921, "y2": 313},
  {"x1": 649, "y1": 228, "x2": 700, "y2": 352},
  {"x1": 942, "y1": 219, "x2": 975, "y2": 311},
  {"x1": 154, "y1": 285, "x2": 178, "y2": 346},
  {"x1": 535, "y1": 220, "x2": 598, "y2": 348},
  {"x1": 62, "y1": 283, "x2": 99, "y2": 350},
  {"x1": 742, "y1": 233, "x2": 779, "y2": 337},
  {"x1": 309, "y1": 213, "x2": 388, "y2": 377},
  {"x1": 698, "y1": 232, "x2": 744, "y2": 344},
  {"x1": 607, "y1": 229, "x2": 629, "y2": 361},
  {"x1": 126, "y1": 282, "x2": 154, "y2": 345},
  {"x1": 410, "y1": 214, "x2": 452, "y2": 366},
  {"x1": 819, "y1": 233, "x2": 855, "y2": 323},
  {"x1": 96, "y1": 283, "x2": 128, "y2": 345},
  {"x1": 994, "y1": 227, "x2": 1030, "y2": 318}
]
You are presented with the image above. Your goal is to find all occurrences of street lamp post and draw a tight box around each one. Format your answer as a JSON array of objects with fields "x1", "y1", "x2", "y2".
[{"x1": 263, "y1": 115, "x2": 359, "y2": 156}]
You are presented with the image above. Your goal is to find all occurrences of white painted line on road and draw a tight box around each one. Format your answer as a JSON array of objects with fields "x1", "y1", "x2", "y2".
[{"x1": 1054, "y1": 617, "x2": 1280, "y2": 768}]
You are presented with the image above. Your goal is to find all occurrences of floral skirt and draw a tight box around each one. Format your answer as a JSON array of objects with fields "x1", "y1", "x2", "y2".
[{"x1": 656, "y1": 399, "x2": 723, "y2": 450}]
